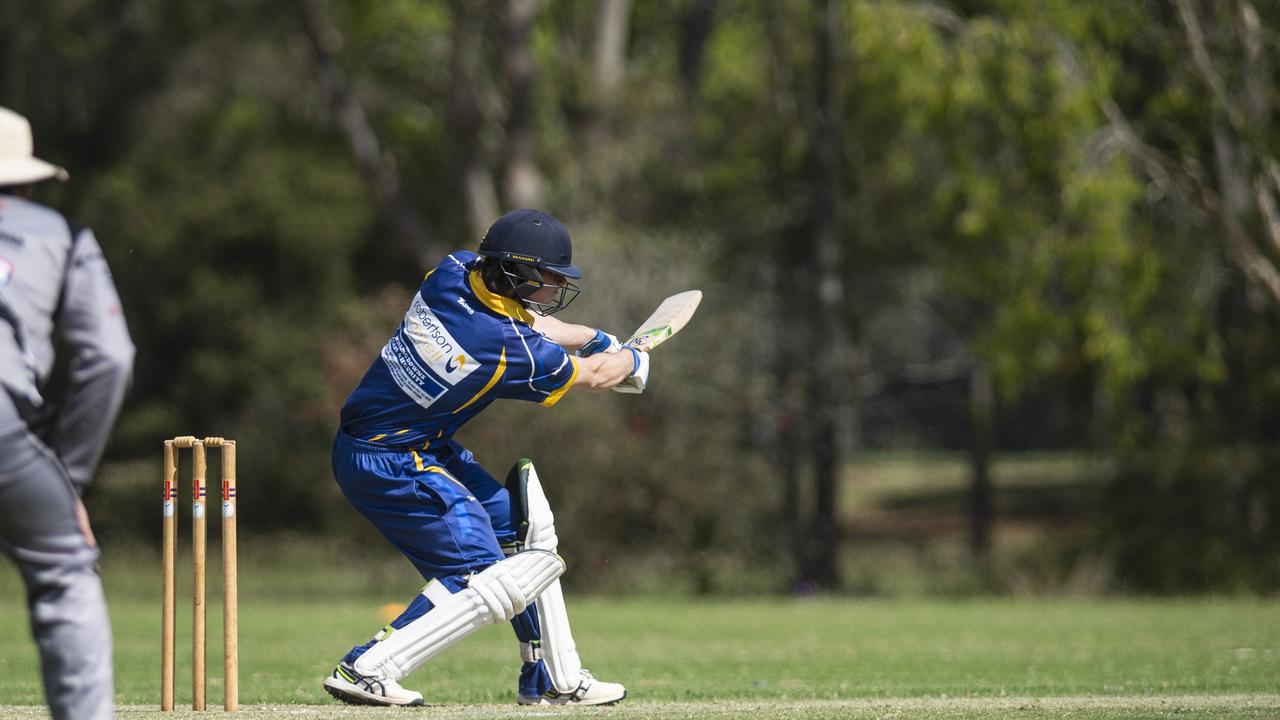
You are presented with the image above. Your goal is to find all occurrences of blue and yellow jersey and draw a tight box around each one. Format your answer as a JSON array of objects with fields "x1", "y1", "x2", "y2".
[{"x1": 339, "y1": 251, "x2": 578, "y2": 448}]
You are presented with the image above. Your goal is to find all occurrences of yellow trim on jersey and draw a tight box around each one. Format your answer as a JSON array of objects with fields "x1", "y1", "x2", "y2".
[
  {"x1": 409, "y1": 453, "x2": 469, "y2": 492},
  {"x1": 455, "y1": 348, "x2": 507, "y2": 414},
  {"x1": 393, "y1": 429, "x2": 410, "y2": 436},
  {"x1": 369, "y1": 433, "x2": 388, "y2": 442},
  {"x1": 424, "y1": 465, "x2": 470, "y2": 492},
  {"x1": 422, "y1": 430, "x2": 445, "y2": 451},
  {"x1": 541, "y1": 356, "x2": 580, "y2": 407},
  {"x1": 422, "y1": 269, "x2": 435, "y2": 282},
  {"x1": 468, "y1": 269, "x2": 534, "y2": 324}
]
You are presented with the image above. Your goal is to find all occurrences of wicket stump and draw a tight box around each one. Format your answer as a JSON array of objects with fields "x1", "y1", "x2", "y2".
[{"x1": 162, "y1": 436, "x2": 238, "y2": 712}]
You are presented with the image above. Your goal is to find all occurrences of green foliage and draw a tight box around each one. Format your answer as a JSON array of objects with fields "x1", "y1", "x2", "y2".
[
  {"x1": 924, "y1": 13, "x2": 1147, "y2": 404},
  {"x1": 74, "y1": 36, "x2": 377, "y2": 528},
  {"x1": 5, "y1": 0, "x2": 1280, "y2": 592},
  {"x1": 1038, "y1": 0, "x2": 1280, "y2": 590}
]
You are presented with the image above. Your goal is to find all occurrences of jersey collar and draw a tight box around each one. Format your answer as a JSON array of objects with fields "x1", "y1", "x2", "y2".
[{"x1": 468, "y1": 269, "x2": 535, "y2": 324}]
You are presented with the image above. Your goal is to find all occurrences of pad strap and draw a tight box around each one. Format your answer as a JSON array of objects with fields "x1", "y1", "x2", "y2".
[
  {"x1": 520, "y1": 641, "x2": 543, "y2": 663},
  {"x1": 422, "y1": 579, "x2": 452, "y2": 606}
]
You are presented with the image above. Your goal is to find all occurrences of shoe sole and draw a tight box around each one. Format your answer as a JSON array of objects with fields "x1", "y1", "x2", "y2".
[
  {"x1": 323, "y1": 677, "x2": 424, "y2": 707},
  {"x1": 517, "y1": 689, "x2": 627, "y2": 706}
]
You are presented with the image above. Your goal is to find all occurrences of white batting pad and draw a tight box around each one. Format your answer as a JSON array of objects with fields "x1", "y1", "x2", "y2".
[
  {"x1": 522, "y1": 462, "x2": 558, "y2": 552},
  {"x1": 354, "y1": 550, "x2": 565, "y2": 681},
  {"x1": 518, "y1": 462, "x2": 584, "y2": 692},
  {"x1": 536, "y1": 580, "x2": 584, "y2": 692}
]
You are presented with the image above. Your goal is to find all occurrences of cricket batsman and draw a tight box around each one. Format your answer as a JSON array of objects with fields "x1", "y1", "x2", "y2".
[{"x1": 323, "y1": 208, "x2": 644, "y2": 706}]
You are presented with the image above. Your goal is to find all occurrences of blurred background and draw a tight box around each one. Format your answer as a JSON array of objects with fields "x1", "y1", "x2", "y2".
[{"x1": 3, "y1": 0, "x2": 1278, "y2": 598}]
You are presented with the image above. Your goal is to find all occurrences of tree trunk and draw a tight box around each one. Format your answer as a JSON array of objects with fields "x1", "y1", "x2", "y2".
[
  {"x1": 759, "y1": 4, "x2": 808, "y2": 591},
  {"x1": 296, "y1": 0, "x2": 434, "y2": 266},
  {"x1": 449, "y1": 0, "x2": 498, "y2": 238},
  {"x1": 585, "y1": 0, "x2": 631, "y2": 199},
  {"x1": 773, "y1": 248, "x2": 806, "y2": 590},
  {"x1": 503, "y1": 0, "x2": 543, "y2": 209},
  {"x1": 803, "y1": 0, "x2": 844, "y2": 590},
  {"x1": 678, "y1": 0, "x2": 719, "y2": 99},
  {"x1": 968, "y1": 361, "x2": 994, "y2": 559},
  {"x1": 592, "y1": 0, "x2": 631, "y2": 108}
]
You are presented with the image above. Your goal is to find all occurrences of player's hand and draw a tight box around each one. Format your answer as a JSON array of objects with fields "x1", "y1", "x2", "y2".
[
  {"x1": 579, "y1": 328, "x2": 621, "y2": 357},
  {"x1": 75, "y1": 497, "x2": 98, "y2": 548},
  {"x1": 612, "y1": 348, "x2": 649, "y2": 394}
]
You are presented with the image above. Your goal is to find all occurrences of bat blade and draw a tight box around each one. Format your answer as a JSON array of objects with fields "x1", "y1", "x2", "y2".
[{"x1": 622, "y1": 290, "x2": 702, "y2": 352}]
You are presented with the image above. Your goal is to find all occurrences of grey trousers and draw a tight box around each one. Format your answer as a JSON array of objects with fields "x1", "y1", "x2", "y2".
[{"x1": 0, "y1": 425, "x2": 114, "y2": 720}]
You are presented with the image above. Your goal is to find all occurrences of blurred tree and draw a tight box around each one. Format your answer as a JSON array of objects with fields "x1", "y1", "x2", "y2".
[
  {"x1": 297, "y1": 0, "x2": 436, "y2": 265},
  {"x1": 1071, "y1": 0, "x2": 1280, "y2": 591},
  {"x1": 928, "y1": 8, "x2": 1152, "y2": 564},
  {"x1": 6, "y1": 0, "x2": 1277, "y2": 594},
  {"x1": 804, "y1": 0, "x2": 848, "y2": 589},
  {"x1": 1, "y1": 0, "x2": 390, "y2": 531},
  {"x1": 947, "y1": 0, "x2": 1280, "y2": 591},
  {"x1": 0, "y1": 1, "x2": 215, "y2": 200},
  {"x1": 502, "y1": 0, "x2": 544, "y2": 208},
  {"x1": 448, "y1": 0, "x2": 499, "y2": 238}
]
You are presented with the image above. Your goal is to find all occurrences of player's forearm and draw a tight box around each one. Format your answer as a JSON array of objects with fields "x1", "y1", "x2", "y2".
[{"x1": 531, "y1": 313, "x2": 596, "y2": 350}]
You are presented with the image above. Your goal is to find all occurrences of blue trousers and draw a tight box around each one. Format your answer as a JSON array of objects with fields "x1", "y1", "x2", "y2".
[{"x1": 331, "y1": 430, "x2": 550, "y2": 697}]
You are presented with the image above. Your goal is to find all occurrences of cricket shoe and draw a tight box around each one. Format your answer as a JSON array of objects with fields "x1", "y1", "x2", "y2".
[
  {"x1": 518, "y1": 669, "x2": 627, "y2": 706},
  {"x1": 323, "y1": 661, "x2": 424, "y2": 706}
]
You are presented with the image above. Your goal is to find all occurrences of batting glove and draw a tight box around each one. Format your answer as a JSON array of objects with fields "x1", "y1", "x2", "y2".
[
  {"x1": 612, "y1": 347, "x2": 649, "y2": 394},
  {"x1": 579, "y1": 328, "x2": 621, "y2": 357}
]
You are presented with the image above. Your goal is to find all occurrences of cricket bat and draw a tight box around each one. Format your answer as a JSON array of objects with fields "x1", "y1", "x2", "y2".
[{"x1": 613, "y1": 290, "x2": 702, "y2": 393}]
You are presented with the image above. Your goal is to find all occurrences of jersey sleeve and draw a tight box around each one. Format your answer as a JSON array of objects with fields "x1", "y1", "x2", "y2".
[
  {"x1": 500, "y1": 328, "x2": 579, "y2": 407},
  {"x1": 49, "y1": 229, "x2": 136, "y2": 490}
]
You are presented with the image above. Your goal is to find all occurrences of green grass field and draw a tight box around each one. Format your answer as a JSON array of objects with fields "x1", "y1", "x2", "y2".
[
  {"x1": 3, "y1": 452, "x2": 1278, "y2": 718},
  {"x1": 3, "y1": 568, "x2": 1279, "y2": 717}
]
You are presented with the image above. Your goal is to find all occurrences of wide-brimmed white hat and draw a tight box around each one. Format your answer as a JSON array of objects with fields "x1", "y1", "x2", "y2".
[{"x1": 0, "y1": 107, "x2": 68, "y2": 185}]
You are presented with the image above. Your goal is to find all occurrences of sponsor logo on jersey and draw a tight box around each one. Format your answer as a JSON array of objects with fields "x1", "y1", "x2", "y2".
[
  {"x1": 382, "y1": 334, "x2": 446, "y2": 410},
  {"x1": 457, "y1": 296, "x2": 475, "y2": 315},
  {"x1": 403, "y1": 295, "x2": 479, "y2": 383},
  {"x1": 381, "y1": 295, "x2": 482, "y2": 410}
]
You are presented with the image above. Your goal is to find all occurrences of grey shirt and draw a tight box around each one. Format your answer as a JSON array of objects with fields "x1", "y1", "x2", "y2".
[{"x1": 0, "y1": 194, "x2": 134, "y2": 490}]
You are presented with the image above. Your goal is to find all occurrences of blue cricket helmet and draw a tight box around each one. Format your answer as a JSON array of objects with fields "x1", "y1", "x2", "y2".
[{"x1": 478, "y1": 209, "x2": 583, "y2": 280}]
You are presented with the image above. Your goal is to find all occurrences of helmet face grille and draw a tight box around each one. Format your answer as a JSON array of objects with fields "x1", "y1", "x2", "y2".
[{"x1": 500, "y1": 261, "x2": 580, "y2": 316}]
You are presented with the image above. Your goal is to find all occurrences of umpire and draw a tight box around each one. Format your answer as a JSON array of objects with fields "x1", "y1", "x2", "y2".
[{"x1": 0, "y1": 106, "x2": 134, "y2": 719}]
